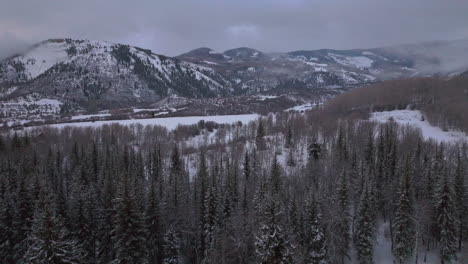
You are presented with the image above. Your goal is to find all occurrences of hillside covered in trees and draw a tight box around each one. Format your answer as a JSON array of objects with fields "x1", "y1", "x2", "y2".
[
  {"x1": 0, "y1": 101, "x2": 467, "y2": 263},
  {"x1": 323, "y1": 76, "x2": 468, "y2": 133}
]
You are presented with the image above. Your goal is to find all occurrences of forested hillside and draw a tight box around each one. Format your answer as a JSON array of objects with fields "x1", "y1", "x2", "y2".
[
  {"x1": 0, "y1": 107, "x2": 466, "y2": 263},
  {"x1": 324, "y1": 76, "x2": 468, "y2": 133}
]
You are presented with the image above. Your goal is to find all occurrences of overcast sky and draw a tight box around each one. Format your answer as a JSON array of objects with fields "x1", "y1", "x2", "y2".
[{"x1": 1, "y1": 0, "x2": 468, "y2": 58}]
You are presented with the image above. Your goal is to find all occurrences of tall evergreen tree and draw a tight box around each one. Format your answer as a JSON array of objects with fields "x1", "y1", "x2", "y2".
[
  {"x1": 256, "y1": 120, "x2": 266, "y2": 150},
  {"x1": 436, "y1": 171, "x2": 458, "y2": 264},
  {"x1": 146, "y1": 167, "x2": 163, "y2": 264},
  {"x1": 112, "y1": 174, "x2": 148, "y2": 264},
  {"x1": 354, "y1": 182, "x2": 376, "y2": 264},
  {"x1": 335, "y1": 171, "x2": 351, "y2": 264},
  {"x1": 392, "y1": 159, "x2": 415, "y2": 263},
  {"x1": 454, "y1": 152, "x2": 467, "y2": 250},
  {"x1": 285, "y1": 125, "x2": 293, "y2": 149},
  {"x1": 255, "y1": 194, "x2": 293, "y2": 264},
  {"x1": 22, "y1": 189, "x2": 84, "y2": 264},
  {"x1": 303, "y1": 194, "x2": 329, "y2": 264},
  {"x1": 163, "y1": 226, "x2": 180, "y2": 264},
  {"x1": 0, "y1": 191, "x2": 15, "y2": 263}
]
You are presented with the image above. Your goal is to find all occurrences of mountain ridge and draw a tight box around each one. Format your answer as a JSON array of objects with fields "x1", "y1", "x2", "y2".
[{"x1": 1, "y1": 37, "x2": 468, "y2": 122}]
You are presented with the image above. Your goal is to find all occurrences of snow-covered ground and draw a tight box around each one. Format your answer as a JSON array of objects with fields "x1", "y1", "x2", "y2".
[
  {"x1": 70, "y1": 113, "x2": 111, "y2": 120},
  {"x1": 370, "y1": 110, "x2": 468, "y2": 143},
  {"x1": 286, "y1": 103, "x2": 314, "y2": 112},
  {"x1": 18, "y1": 41, "x2": 69, "y2": 79},
  {"x1": 329, "y1": 53, "x2": 374, "y2": 69},
  {"x1": 47, "y1": 114, "x2": 260, "y2": 130}
]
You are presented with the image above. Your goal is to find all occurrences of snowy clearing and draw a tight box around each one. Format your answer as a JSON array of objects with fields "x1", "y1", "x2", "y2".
[
  {"x1": 18, "y1": 41, "x2": 69, "y2": 79},
  {"x1": 70, "y1": 113, "x2": 111, "y2": 120},
  {"x1": 286, "y1": 103, "x2": 314, "y2": 112},
  {"x1": 47, "y1": 114, "x2": 260, "y2": 130},
  {"x1": 370, "y1": 110, "x2": 468, "y2": 143}
]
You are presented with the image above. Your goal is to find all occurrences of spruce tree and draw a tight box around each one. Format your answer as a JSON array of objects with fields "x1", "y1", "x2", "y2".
[
  {"x1": 112, "y1": 174, "x2": 148, "y2": 264},
  {"x1": 285, "y1": 125, "x2": 293, "y2": 149},
  {"x1": 163, "y1": 226, "x2": 180, "y2": 264},
  {"x1": 255, "y1": 193, "x2": 292, "y2": 264},
  {"x1": 335, "y1": 171, "x2": 351, "y2": 264},
  {"x1": 270, "y1": 155, "x2": 282, "y2": 195},
  {"x1": 436, "y1": 172, "x2": 458, "y2": 264},
  {"x1": 454, "y1": 152, "x2": 466, "y2": 250},
  {"x1": 0, "y1": 192, "x2": 15, "y2": 263},
  {"x1": 354, "y1": 183, "x2": 375, "y2": 264},
  {"x1": 303, "y1": 194, "x2": 329, "y2": 264},
  {"x1": 308, "y1": 140, "x2": 321, "y2": 160},
  {"x1": 22, "y1": 190, "x2": 84, "y2": 264},
  {"x1": 146, "y1": 170, "x2": 163, "y2": 264},
  {"x1": 256, "y1": 120, "x2": 266, "y2": 150},
  {"x1": 392, "y1": 159, "x2": 415, "y2": 263}
]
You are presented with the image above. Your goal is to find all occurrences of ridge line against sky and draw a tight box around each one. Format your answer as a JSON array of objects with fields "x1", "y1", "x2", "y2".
[{"x1": 1, "y1": 0, "x2": 468, "y2": 59}]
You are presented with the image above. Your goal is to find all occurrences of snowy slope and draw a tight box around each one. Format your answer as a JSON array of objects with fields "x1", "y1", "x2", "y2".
[
  {"x1": 370, "y1": 110, "x2": 468, "y2": 143},
  {"x1": 0, "y1": 39, "x2": 233, "y2": 115},
  {"x1": 17, "y1": 41, "x2": 69, "y2": 79},
  {"x1": 45, "y1": 114, "x2": 259, "y2": 130}
]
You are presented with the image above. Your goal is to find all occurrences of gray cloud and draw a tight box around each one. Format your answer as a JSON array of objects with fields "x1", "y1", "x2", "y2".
[{"x1": 1, "y1": 0, "x2": 467, "y2": 58}]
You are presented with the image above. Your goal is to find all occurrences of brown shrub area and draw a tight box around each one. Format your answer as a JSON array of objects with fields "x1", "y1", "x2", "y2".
[{"x1": 322, "y1": 77, "x2": 468, "y2": 132}]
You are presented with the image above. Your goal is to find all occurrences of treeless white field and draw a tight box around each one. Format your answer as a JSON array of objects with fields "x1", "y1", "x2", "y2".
[
  {"x1": 370, "y1": 110, "x2": 468, "y2": 143},
  {"x1": 48, "y1": 114, "x2": 260, "y2": 131}
]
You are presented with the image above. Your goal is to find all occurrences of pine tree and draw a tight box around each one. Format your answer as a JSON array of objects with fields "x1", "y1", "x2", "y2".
[
  {"x1": 308, "y1": 140, "x2": 321, "y2": 160},
  {"x1": 454, "y1": 152, "x2": 466, "y2": 250},
  {"x1": 22, "y1": 190, "x2": 84, "y2": 264},
  {"x1": 255, "y1": 194, "x2": 293, "y2": 264},
  {"x1": 256, "y1": 120, "x2": 266, "y2": 150},
  {"x1": 287, "y1": 148, "x2": 296, "y2": 167},
  {"x1": 242, "y1": 152, "x2": 251, "y2": 216},
  {"x1": 392, "y1": 159, "x2": 415, "y2": 263},
  {"x1": 97, "y1": 169, "x2": 115, "y2": 263},
  {"x1": 112, "y1": 174, "x2": 148, "y2": 264},
  {"x1": 202, "y1": 183, "x2": 219, "y2": 258},
  {"x1": 354, "y1": 183, "x2": 375, "y2": 264},
  {"x1": 285, "y1": 125, "x2": 293, "y2": 149},
  {"x1": 270, "y1": 155, "x2": 282, "y2": 195},
  {"x1": 303, "y1": 194, "x2": 329, "y2": 264},
  {"x1": 168, "y1": 145, "x2": 184, "y2": 216},
  {"x1": 436, "y1": 172, "x2": 458, "y2": 264},
  {"x1": 335, "y1": 171, "x2": 351, "y2": 264},
  {"x1": 0, "y1": 192, "x2": 15, "y2": 263},
  {"x1": 146, "y1": 168, "x2": 163, "y2": 264},
  {"x1": 163, "y1": 226, "x2": 180, "y2": 264}
]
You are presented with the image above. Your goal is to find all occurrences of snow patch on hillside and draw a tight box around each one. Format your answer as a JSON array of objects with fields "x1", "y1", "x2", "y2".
[
  {"x1": 18, "y1": 42, "x2": 69, "y2": 79},
  {"x1": 370, "y1": 110, "x2": 468, "y2": 143},
  {"x1": 286, "y1": 103, "x2": 314, "y2": 112},
  {"x1": 329, "y1": 53, "x2": 374, "y2": 69},
  {"x1": 47, "y1": 114, "x2": 260, "y2": 130}
]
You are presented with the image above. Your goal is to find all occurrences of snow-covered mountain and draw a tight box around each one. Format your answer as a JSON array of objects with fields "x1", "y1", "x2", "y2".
[
  {"x1": 178, "y1": 39, "x2": 468, "y2": 95},
  {"x1": 0, "y1": 39, "x2": 232, "y2": 120},
  {"x1": 1, "y1": 38, "x2": 468, "y2": 122}
]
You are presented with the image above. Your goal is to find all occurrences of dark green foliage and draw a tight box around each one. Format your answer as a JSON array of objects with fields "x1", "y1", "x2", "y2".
[
  {"x1": 255, "y1": 194, "x2": 293, "y2": 264},
  {"x1": 23, "y1": 190, "x2": 84, "y2": 264},
  {"x1": 354, "y1": 183, "x2": 375, "y2": 264},
  {"x1": 392, "y1": 159, "x2": 415, "y2": 263},
  {"x1": 111, "y1": 44, "x2": 132, "y2": 65},
  {"x1": 303, "y1": 194, "x2": 329, "y2": 264},
  {"x1": 112, "y1": 174, "x2": 148, "y2": 264},
  {"x1": 436, "y1": 172, "x2": 458, "y2": 263}
]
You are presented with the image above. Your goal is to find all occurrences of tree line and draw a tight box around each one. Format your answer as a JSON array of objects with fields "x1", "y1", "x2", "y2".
[{"x1": 0, "y1": 112, "x2": 467, "y2": 263}]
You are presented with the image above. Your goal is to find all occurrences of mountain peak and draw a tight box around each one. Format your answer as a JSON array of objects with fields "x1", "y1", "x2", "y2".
[
  {"x1": 179, "y1": 47, "x2": 218, "y2": 57},
  {"x1": 223, "y1": 47, "x2": 263, "y2": 58}
]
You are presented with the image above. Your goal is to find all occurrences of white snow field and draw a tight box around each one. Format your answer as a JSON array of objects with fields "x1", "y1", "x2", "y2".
[
  {"x1": 286, "y1": 103, "x2": 314, "y2": 112},
  {"x1": 370, "y1": 110, "x2": 468, "y2": 143},
  {"x1": 18, "y1": 41, "x2": 69, "y2": 79},
  {"x1": 48, "y1": 114, "x2": 259, "y2": 131}
]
